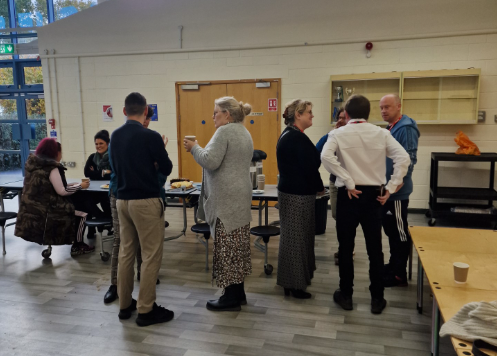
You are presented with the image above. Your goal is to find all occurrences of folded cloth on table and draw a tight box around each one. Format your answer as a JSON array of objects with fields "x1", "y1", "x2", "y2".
[{"x1": 440, "y1": 300, "x2": 497, "y2": 346}]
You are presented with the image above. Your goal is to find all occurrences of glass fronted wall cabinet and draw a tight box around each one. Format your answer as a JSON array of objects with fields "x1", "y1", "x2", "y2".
[{"x1": 330, "y1": 68, "x2": 481, "y2": 125}]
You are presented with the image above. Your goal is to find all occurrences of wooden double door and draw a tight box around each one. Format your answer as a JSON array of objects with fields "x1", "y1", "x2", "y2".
[{"x1": 176, "y1": 80, "x2": 281, "y2": 184}]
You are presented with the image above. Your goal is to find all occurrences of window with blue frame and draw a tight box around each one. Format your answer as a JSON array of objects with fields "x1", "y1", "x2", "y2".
[{"x1": 0, "y1": 0, "x2": 98, "y2": 175}]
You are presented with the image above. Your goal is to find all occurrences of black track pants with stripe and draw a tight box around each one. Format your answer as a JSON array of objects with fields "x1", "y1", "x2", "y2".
[{"x1": 382, "y1": 199, "x2": 411, "y2": 279}]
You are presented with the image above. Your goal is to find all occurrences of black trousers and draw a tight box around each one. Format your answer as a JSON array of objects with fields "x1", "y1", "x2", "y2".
[
  {"x1": 336, "y1": 186, "x2": 384, "y2": 299},
  {"x1": 382, "y1": 199, "x2": 411, "y2": 279}
]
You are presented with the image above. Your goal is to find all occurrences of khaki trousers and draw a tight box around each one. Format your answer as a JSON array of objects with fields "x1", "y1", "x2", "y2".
[{"x1": 117, "y1": 198, "x2": 164, "y2": 314}]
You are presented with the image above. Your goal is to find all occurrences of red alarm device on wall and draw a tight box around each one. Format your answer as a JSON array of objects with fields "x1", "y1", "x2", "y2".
[{"x1": 48, "y1": 119, "x2": 56, "y2": 129}]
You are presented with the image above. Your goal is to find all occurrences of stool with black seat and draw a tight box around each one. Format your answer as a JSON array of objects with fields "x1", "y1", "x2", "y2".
[
  {"x1": 84, "y1": 218, "x2": 113, "y2": 261},
  {"x1": 250, "y1": 225, "x2": 280, "y2": 275},
  {"x1": 191, "y1": 223, "x2": 210, "y2": 271},
  {"x1": 0, "y1": 212, "x2": 17, "y2": 255}
]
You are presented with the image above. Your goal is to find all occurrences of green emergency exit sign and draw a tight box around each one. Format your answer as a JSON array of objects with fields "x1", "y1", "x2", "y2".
[{"x1": 0, "y1": 44, "x2": 14, "y2": 54}]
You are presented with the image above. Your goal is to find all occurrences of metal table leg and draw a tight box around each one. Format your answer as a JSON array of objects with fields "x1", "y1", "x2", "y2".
[
  {"x1": 417, "y1": 255, "x2": 424, "y2": 314},
  {"x1": 265, "y1": 198, "x2": 269, "y2": 225},
  {"x1": 164, "y1": 199, "x2": 187, "y2": 241},
  {"x1": 431, "y1": 297, "x2": 441, "y2": 356},
  {"x1": 408, "y1": 241, "x2": 413, "y2": 280}
]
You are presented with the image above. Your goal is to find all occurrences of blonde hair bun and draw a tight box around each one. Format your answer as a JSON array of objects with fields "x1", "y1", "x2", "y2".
[{"x1": 239, "y1": 101, "x2": 252, "y2": 116}]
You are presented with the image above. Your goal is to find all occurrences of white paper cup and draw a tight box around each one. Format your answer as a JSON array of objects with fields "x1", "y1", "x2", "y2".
[
  {"x1": 257, "y1": 181, "x2": 265, "y2": 191},
  {"x1": 453, "y1": 262, "x2": 469, "y2": 284},
  {"x1": 185, "y1": 135, "x2": 196, "y2": 142}
]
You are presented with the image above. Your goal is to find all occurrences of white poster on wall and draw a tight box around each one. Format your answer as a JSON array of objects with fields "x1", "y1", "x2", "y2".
[{"x1": 103, "y1": 105, "x2": 113, "y2": 122}]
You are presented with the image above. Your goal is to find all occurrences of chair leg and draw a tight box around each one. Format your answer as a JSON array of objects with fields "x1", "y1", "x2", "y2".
[
  {"x1": 2, "y1": 226, "x2": 5, "y2": 255},
  {"x1": 100, "y1": 231, "x2": 105, "y2": 255}
]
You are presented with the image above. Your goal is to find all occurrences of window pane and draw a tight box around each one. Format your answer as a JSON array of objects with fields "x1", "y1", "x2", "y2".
[
  {"x1": 54, "y1": 0, "x2": 97, "y2": 21},
  {"x1": 29, "y1": 122, "x2": 47, "y2": 150},
  {"x1": 0, "y1": 67, "x2": 14, "y2": 86},
  {"x1": 18, "y1": 37, "x2": 39, "y2": 59},
  {"x1": 15, "y1": 0, "x2": 48, "y2": 27},
  {"x1": 0, "y1": 1, "x2": 9, "y2": 29},
  {"x1": 0, "y1": 99, "x2": 17, "y2": 120},
  {"x1": 26, "y1": 98, "x2": 45, "y2": 120},
  {"x1": 0, "y1": 123, "x2": 21, "y2": 150},
  {"x1": 24, "y1": 67, "x2": 43, "y2": 85},
  {"x1": 0, "y1": 152, "x2": 22, "y2": 174}
]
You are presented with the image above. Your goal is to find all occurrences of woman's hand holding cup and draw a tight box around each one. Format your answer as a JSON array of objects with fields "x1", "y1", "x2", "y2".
[
  {"x1": 183, "y1": 136, "x2": 197, "y2": 153},
  {"x1": 81, "y1": 178, "x2": 90, "y2": 189}
]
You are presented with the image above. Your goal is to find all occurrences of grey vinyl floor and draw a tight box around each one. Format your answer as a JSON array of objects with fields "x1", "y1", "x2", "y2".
[{"x1": 0, "y1": 198, "x2": 462, "y2": 356}]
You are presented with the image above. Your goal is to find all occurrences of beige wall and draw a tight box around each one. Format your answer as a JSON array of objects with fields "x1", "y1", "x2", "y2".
[{"x1": 38, "y1": 1, "x2": 497, "y2": 209}]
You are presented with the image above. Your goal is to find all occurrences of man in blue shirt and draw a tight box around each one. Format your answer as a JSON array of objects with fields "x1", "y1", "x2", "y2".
[
  {"x1": 110, "y1": 93, "x2": 173, "y2": 326},
  {"x1": 380, "y1": 94, "x2": 420, "y2": 287}
]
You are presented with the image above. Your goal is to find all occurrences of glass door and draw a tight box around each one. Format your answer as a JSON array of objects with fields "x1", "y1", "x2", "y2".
[{"x1": 0, "y1": 60, "x2": 46, "y2": 178}]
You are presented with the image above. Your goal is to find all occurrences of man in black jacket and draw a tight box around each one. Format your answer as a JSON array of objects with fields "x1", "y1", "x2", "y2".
[{"x1": 110, "y1": 92, "x2": 173, "y2": 327}]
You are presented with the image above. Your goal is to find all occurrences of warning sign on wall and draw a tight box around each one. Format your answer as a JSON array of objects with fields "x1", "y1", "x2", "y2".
[{"x1": 268, "y1": 98, "x2": 277, "y2": 112}]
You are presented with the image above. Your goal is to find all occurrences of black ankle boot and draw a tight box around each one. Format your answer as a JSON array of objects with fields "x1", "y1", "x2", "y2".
[
  {"x1": 206, "y1": 285, "x2": 241, "y2": 311},
  {"x1": 238, "y1": 282, "x2": 247, "y2": 305}
]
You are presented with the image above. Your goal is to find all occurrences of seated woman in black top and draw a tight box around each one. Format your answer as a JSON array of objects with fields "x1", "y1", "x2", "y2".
[{"x1": 83, "y1": 130, "x2": 112, "y2": 237}]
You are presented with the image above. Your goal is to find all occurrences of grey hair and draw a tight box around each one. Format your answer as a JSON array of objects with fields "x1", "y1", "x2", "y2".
[{"x1": 214, "y1": 96, "x2": 252, "y2": 123}]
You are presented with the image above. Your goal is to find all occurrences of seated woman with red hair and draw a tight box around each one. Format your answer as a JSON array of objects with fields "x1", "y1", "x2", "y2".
[{"x1": 15, "y1": 138, "x2": 95, "y2": 256}]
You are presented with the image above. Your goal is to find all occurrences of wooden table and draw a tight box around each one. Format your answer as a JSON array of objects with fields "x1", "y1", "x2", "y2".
[{"x1": 411, "y1": 226, "x2": 497, "y2": 356}]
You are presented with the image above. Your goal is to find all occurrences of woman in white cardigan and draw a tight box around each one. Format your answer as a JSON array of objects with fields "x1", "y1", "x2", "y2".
[{"x1": 184, "y1": 96, "x2": 253, "y2": 312}]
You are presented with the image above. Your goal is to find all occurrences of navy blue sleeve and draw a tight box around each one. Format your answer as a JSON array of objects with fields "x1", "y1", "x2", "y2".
[
  {"x1": 148, "y1": 132, "x2": 173, "y2": 177},
  {"x1": 315, "y1": 133, "x2": 329, "y2": 154}
]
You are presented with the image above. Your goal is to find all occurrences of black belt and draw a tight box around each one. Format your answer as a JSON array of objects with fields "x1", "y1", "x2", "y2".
[{"x1": 473, "y1": 340, "x2": 497, "y2": 356}]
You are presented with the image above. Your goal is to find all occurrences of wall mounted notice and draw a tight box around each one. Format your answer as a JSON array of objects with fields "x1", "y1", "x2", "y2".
[
  {"x1": 268, "y1": 98, "x2": 277, "y2": 112},
  {"x1": 103, "y1": 105, "x2": 113, "y2": 122},
  {"x1": 248, "y1": 112, "x2": 263, "y2": 116},
  {"x1": 50, "y1": 130, "x2": 57, "y2": 138},
  {"x1": 150, "y1": 104, "x2": 158, "y2": 121}
]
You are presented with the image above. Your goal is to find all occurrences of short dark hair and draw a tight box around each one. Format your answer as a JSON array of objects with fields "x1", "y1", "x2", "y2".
[
  {"x1": 94, "y1": 129, "x2": 110, "y2": 144},
  {"x1": 35, "y1": 138, "x2": 61, "y2": 160},
  {"x1": 344, "y1": 94, "x2": 370, "y2": 120},
  {"x1": 146, "y1": 106, "x2": 154, "y2": 119},
  {"x1": 125, "y1": 92, "x2": 147, "y2": 116}
]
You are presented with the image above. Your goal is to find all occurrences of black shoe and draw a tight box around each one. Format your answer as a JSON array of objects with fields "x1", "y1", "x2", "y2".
[
  {"x1": 383, "y1": 274, "x2": 408, "y2": 287},
  {"x1": 206, "y1": 285, "x2": 241, "y2": 311},
  {"x1": 136, "y1": 271, "x2": 160, "y2": 285},
  {"x1": 104, "y1": 285, "x2": 118, "y2": 303},
  {"x1": 164, "y1": 221, "x2": 169, "y2": 228},
  {"x1": 118, "y1": 299, "x2": 137, "y2": 320},
  {"x1": 238, "y1": 282, "x2": 247, "y2": 305},
  {"x1": 136, "y1": 303, "x2": 174, "y2": 327},
  {"x1": 333, "y1": 289, "x2": 353, "y2": 310},
  {"x1": 371, "y1": 298, "x2": 387, "y2": 314},
  {"x1": 284, "y1": 288, "x2": 312, "y2": 299}
]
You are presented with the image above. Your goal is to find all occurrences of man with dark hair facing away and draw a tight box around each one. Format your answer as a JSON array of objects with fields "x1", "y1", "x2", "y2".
[
  {"x1": 110, "y1": 92, "x2": 173, "y2": 326},
  {"x1": 321, "y1": 94, "x2": 410, "y2": 314}
]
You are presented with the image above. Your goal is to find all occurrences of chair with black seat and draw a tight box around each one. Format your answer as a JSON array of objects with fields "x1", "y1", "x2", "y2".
[
  {"x1": 191, "y1": 223, "x2": 210, "y2": 271},
  {"x1": 84, "y1": 217, "x2": 113, "y2": 261},
  {"x1": 0, "y1": 212, "x2": 17, "y2": 255},
  {"x1": 250, "y1": 225, "x2": 280, "y2": 275}
]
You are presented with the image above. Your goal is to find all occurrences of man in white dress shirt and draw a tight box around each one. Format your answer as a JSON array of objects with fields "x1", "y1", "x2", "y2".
[{"x1": 321, "y1": 94, "x2": 410, "y2": 314}]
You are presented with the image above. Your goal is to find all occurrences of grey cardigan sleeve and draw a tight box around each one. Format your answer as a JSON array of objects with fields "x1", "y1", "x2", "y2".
[{"x1": 190, "y1": 126, "x2": 229, "y2": 171}]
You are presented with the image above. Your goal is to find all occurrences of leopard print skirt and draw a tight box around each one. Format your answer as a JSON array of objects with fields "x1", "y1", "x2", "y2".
[{"x1": 212, "y1": 218, "x2": 252, "y2": 289}]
